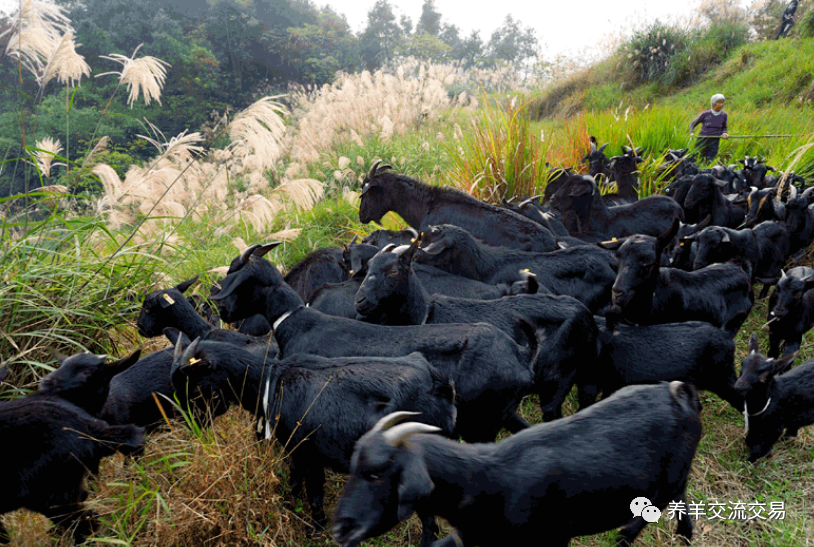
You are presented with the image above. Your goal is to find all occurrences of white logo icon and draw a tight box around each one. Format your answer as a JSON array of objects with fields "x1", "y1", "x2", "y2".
[{"x1": 630, "y1": 497, "x2": 662, "y2": 522}]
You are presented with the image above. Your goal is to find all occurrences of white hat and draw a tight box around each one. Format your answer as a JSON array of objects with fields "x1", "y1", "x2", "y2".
[{"x1": 711, "y1": 93, "x2": 725, "y2": 106}]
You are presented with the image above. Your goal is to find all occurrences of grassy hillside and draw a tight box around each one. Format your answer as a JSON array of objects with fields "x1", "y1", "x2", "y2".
[{"x1": 1, "y1": 18, "x2": 814, "y2": 547}]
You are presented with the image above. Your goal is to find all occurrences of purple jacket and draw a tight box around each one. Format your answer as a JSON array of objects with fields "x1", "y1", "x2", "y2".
[{"x1": 690, "y1": 110, "x2": 728, "y2": 137}]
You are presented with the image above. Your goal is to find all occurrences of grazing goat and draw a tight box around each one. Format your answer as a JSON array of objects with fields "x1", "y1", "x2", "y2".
[
  {"x1": 170, "y1": 337, "x2": 455, "y2": 540},
  {"x1": 333, "y1": 382, "x2": 702, "y2": 547},
  {"x1": 743, "y1": 186, "x2": 787, "y2": 227},
  {"x1": 766, "y1": 267, "x2": 814, "y2": 358},
  {"x1": 734, "y1": 334, "x2": 814, "y2": 462},
  {"x1": 416, "y1": 224, "x2": 616, "y2": 312},
  {"x1": 358, "y1": 161, "x2": 559, "y2": 252},
  {"x1": 211, "y1": 243, "x2": 541, "y2": 442},
  {"x1": 578, "y1": 317, "x2": 741, "y2": 411},
  {"x1": 600, "y1": 219, "x2": 754, "y2": 337},
  {"x1": 783, "y1": 190, "x2": 814, "y2": 255},
  {"x1": 549, "y1": 174, "x2": 684, "y2": 238},
  {"x1": 138, "y1": 276, "x2": 272, "y2": 343},
  {"x1": 38, "y1": 350, "x2": 141, "y2": 417},
  {"x1": 356, "y1": 238, "x2": 598, "y2": 420},
  {"x1": 0, "y1": 394, "x2": 143, "y2": 544}
]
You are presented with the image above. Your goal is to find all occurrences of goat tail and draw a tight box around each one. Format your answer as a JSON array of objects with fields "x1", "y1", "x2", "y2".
[{"x1": 514, "y1": 317, "x2": 541, "y2": 373}]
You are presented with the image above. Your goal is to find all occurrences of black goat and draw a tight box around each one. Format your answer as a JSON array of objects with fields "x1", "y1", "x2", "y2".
[
  {"x1": 38, "y1": 350, "x2": 141, "y2": 417},
  {"x1": 170, "y1": 338, "x2": 455, "y2": 539},
  {"x1": 283, "y1": 246, "x2": 350, "y2": 303},
  {"x1": 766, "y1": 267, "x2": 814, "y2": 358},
  {"x1": 550, "y1": 174, "x2": 684, "y2": 238},
  {"x1": 783, "y1": 190, "x2": 814, "y2": 255},
  {"x1": 333, "y1": 382, "x2": 702, "y2": 547},
  {"x1": 600, "y1": 219, "x2": 754, "y2": 337},
  {"x1": 0, "y1": 394, "x2": 143, "y2": 544},
  {"x1": 690, "y1": 221, "x2": 790, "y2": 297},
  {"x1": 664, "y1": 215, "x2": 712, "y2": 269},
  {"x1": 578, "y1": 317, "x2": 741, "y2": 411},
  {"x1": 744, "y1": 185, "x2": 787, "y2": 227},
  {"x1": 211, "y1": 243, "x2": 541, "y2": 442},
  {"x1": 734, "y1": 334, "x2": 814, "y2": 462},
  {"x1": 138, "y1": 276, "x2": 272, "y2": 343},
  {"x1": 358, "y1": 160, "x2": 559, "y2": 252},
  {"x1": 309, "y1": 243, "x2": 518, "y2": 319},
  {"x1": 682, "y1": 173, "x2": 747, "y2": 228},
  {"x1": 581, "y1": 136, "x2": 613, "y2": 184},
  {"x1": 355, "y1": 238, "x2": 598, "y2": 420},
  {"x1": 603, "y1": 146, "x2": 642, "y2": 206},
  {"x1": 416, "y1": 224, "x2": 616, "y2": 312}
]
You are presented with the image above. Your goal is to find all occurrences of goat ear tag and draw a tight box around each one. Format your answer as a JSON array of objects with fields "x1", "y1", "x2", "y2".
[
  {"x1": 188, "y1": 357, "x2": 201, "y2": 366},
  {"x1": 163, "y1": 294, "x2": 175, "y2": 306}
]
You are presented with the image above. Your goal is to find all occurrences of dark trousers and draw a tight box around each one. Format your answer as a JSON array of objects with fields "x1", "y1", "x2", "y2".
[{"x1": 695, "y1": 137, "x2": 720, "y2": 162}]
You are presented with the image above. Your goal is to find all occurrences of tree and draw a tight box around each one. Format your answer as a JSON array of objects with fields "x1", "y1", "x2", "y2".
[
  {"x1": 416, "y1": 0, "x2": 442, "y2": 37},
  {"x1": 486, "y1": 15, "x2": 538, "y2": 66},
  {"x1": 360, "y1": 0, "x2": 402, "y2": 69}
]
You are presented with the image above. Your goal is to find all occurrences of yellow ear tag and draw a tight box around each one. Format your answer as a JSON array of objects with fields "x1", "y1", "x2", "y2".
[
  {"x1": 163, "y1": 294, "x2": 175, "y2": 305},
  {"x1": 523, "y1": 269, "x2": 530, "y2": 273},
  {"x1": 611, "y1": 237, "x2": 617, "y2": 242},
  {"x1": 411, "y1": 239, "x2": 415, "y2": 243},
  {"x1": 188, "y1": 357, "x2": 201, "y2": 366},
  {"x1": 349, "y1": 270, "x2": 354, "y2": 275}
]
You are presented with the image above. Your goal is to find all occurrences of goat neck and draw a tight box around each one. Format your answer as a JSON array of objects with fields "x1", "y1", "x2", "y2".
[
  {"x1": 378, "y1": 174, "x2": 432, "y2": 230},
  {"x1": 172, "y1": 297, "x2": 216, "y2": 339}
]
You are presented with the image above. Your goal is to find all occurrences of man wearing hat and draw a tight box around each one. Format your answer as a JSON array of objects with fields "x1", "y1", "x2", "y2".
[{"x1": 689, "y1": 94, "x2": 729, "y2": 162}]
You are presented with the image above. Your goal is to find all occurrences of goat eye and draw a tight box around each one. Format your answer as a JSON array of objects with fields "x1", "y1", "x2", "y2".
[{"x1": 389, "y1": 268, "x2": 398, "y2": 276}]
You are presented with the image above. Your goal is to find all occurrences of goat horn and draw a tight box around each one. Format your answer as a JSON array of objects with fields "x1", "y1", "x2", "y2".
[
  {"x1": 240, "y1": 244, "x2": 262, "y2": 264},
  {"x1": 255, "y1": 241, "x2": 282, "y2": 258},
  {"x1": 382, "y1": 421, "x2": 442, "y2": 447},
  {"x1": 370, "y1": 410, "x2": 422, "y2": 433},
  {"x1": 349, "y1": 234, "x2": 358, "y2": 245},
  {"x1": 518, "y1": 195, "x2": 544, "y2": 208},
  {"x1": 781, "y1": 269, "x2": 787, "y2": 279},
  {"x1": 590, "y1": 140, "x2": 597, "y2": 152},
  {"x1": 368, "y1": 160, "x2": 382, "y2": 180},
  {"x1": 381, "y1": 243, "x2": 398, "y2": 253},
  {"x1": 406, "y1": 227, "x2": 419, "y2": 238}
]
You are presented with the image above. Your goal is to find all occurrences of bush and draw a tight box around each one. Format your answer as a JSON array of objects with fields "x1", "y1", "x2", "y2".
[{"x1": 619, "y1": 22, "x2": 690, "y2": 86}]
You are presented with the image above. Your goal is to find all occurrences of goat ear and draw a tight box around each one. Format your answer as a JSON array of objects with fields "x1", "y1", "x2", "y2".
[
  {"x1": 175, "y1": 276, "x2": 199, "y2": 294},
  {"x1": 656, "y1": 217, "x2": 681, "y2": 249},
  {"x1": 597, "y1": 237, "x2": 625, "y2": 250},
  {"x1": 801, "y1": 274, "x2": 814, "y2": 292},
  {"x1": 108, "y1": 349, "x2": 141, "y2": 373},
  {"x1": 397, "y1": 454, "x2": 434, "y2": 521},
  {"x1": 402, "y1": 233, "x2": 422, "y2": 264},
  {"x1": 210, "y1": 269, "x2": 249, "y2": 301},
  {"x1": 159, "y1": 292, "x2": 176, "y2": 308},
  {"x1": 749, "y1": 333, "x2": 760, "y2": 354},
  {"x1": 581, "y1": 154, "x2": 590, "y2": 163}
]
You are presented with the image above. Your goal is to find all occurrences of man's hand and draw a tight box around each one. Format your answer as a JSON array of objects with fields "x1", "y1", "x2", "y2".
[{"x1": 722, "y1": 133, "x2": 729, "y2": 139}]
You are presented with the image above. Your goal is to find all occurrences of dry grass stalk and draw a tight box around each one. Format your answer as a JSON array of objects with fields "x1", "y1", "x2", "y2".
[
  {"x1": 1, "y1": 0, "x2": 73, "y2": 81},
  {"x1": 32, "y1": 136, "x2": 63, "y2": 178},
  {"x1": 227, "y1": 96, "x2": 288, "y2": 172},
  {"x1": 97, "y1": 44, "x2": 171, "y2": 107},
  {"x1": 38, "y1": 30, "x2": 90, "y2": 88}
]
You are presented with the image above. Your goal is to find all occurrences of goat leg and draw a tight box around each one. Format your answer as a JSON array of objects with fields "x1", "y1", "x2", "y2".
[
  {"x1": 417, "y1": 513, "x2": 439, "y2": 547},
  {"x1": 616, "y1": 515, "x2": 647, "y2": 547}
]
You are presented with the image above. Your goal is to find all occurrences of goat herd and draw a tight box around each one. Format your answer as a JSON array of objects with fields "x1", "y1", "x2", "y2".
[{"x1": 3, "y1": 144, "x2": 814, "y2": 547}]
